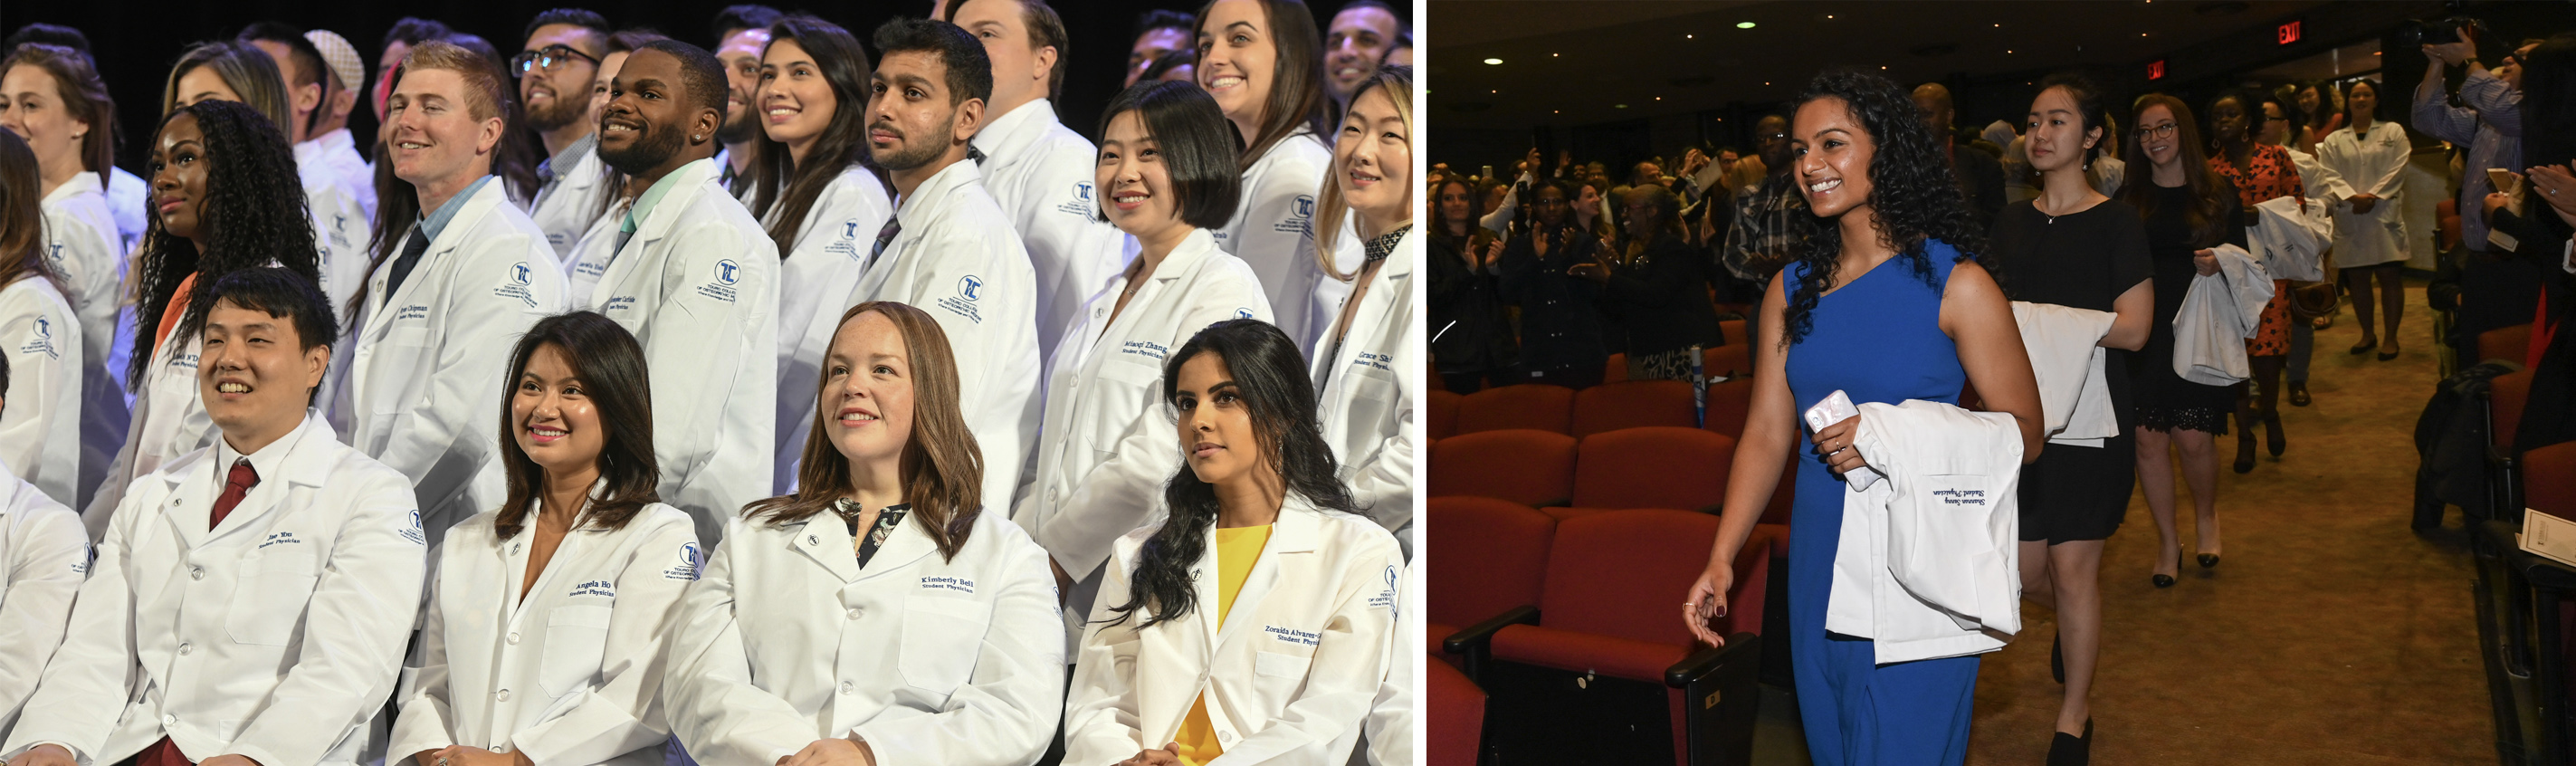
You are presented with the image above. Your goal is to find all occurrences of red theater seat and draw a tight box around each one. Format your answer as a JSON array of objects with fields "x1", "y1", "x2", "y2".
[
  {"x1": 2529, "y1": 441, "x2": 2576, "y2": 521},
  {"x1": 2481, "y1": 324, "x2": 2534, "y2": 368},
  {"x1": 1568, "y1": 427, "x2": 1736, "y2": 512},
  {"x1": 1572, "y1": 379, "x2": 1699, "y2": 436},
  {"x1": 1701, "y1": 378, "x2": 1753, "y2": 439},
  {"x1": 1427, "y1": 658, "x2": 1485, "y2": 766},
  {"x1": 1426, "y1": 389, "x2": 1462, "y2": 440},
  {"x1": 1426, "y1": 497, "x2": 1555, "y2": 660},
  {"x1": 1455, "y1": 384, "x2": 1576, "y2": 436},
  {"x1": 1428, "y1": 429, "x2": 1578, "y2": 507}
]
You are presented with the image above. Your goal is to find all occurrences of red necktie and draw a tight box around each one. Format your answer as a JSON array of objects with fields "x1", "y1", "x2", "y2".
[{"x1": 210, "y1": 460, "x2": 257, "y2": 530}]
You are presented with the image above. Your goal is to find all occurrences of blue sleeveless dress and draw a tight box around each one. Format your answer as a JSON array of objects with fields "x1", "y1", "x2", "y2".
[{"x1": 1781, "y1": 243, "x2": 1980, "y2": 765}]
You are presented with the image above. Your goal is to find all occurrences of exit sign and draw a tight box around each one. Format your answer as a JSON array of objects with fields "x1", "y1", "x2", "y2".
[
  {"x1": 2278, "y1": 19, "x2": 2303, "y2": 45},
  {"x1": 2148, "y1": 59, "x2": 2167, "y2": 81}
]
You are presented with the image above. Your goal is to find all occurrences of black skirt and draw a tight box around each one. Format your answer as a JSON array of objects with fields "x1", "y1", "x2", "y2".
[{"x1": 2018, "y1": 431, "x2": 2137, "y2": 543}]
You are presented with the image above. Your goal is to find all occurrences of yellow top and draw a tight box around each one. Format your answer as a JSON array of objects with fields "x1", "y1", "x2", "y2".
[{"x1": 1172, "y1": 524, "x2": 1274, "y2": 766}]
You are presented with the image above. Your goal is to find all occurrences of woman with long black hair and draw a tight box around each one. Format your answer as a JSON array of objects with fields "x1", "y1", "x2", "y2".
[
  {"x1": 2123, "y1": 94, "x2": 2245, "y2": 587},
  {"x1": 1684, "y1": 69, "x2": 2043, "y2": 762},
  {"x1": 1064, "y1": 319, "x2": 1401, "y2": 766},
  {"x1": 393, "y1": 311, "x2": 696, "y2": 766},
  {"x1": 87, "y1": 98, "x2": 321, "y2": 525},
  {"x1": 751, "y1": 14, "x2": 896, "y2": 495}
]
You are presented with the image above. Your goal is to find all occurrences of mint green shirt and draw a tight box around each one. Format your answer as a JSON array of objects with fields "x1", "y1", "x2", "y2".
[{"x1": 621, "y1": 158, "x2": 705, "y2": 240}]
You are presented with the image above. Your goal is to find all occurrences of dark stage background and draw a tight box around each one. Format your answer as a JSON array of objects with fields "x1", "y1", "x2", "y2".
[{"x1": 0, "y1": 0, "x2": 1263, "y2": 173}]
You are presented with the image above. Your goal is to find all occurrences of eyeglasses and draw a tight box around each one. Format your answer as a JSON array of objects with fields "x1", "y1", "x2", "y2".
[
  {"x1": 510, "y1": 44, "x2": 599, "y2": 75},
  {"x1": 2141, "y1": 123, "x2": 2180, "y2": 139}
]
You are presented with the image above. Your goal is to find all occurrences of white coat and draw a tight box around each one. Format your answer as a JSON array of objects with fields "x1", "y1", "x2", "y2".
[
  {"x1": 1307, "y1": 229, "x2": 1420, "y2": 556},
  {"x1": 3, "y1": 415, "x2": 425, "y2": 766},
  {"x1": 1361, "y1": 555, "x2": 1417, "y2": 766},
  {"x1": 662, "y1": 508, "x2": 1065, "y2": 766},
  {"x1": 0, "y1": 277, "x2": 81, "y2": 504},
  {"x1": 392, "y1": 501, "x2": 700, "y2": 765},
  {"x1": 530, "y1": 145, "x2": 611, "y2": 264},
  {"x1": 2317, "y1": 120, "x2": 2411, "y2": 268},
  {"x1": 1064, "y1": 497, "x2": 1403, "y2": 766},
  {"x1": 768, "y1": 165, "x2": 894, "y2": 494},
  {"x1": 1015, "y1": 228, "x2": 1271, "y2": 639},
  {"x1": 1826, "y1": 399, "x2": 2025, "y2": 665},
  {"x1": 106, "y1": 168, "x2": 147, "y2": 254},
  {"x1": 2008, "y1": 302, "x2": 2116, "y2": 446},
  {"x1": 2173, "y1": 244, "x2": 2273, "y2": 387},
  {"x1": 834, "y1": 159, "x2": 1041, "y2": 520},
  {"x1": 1214, "y1": 129, "x2": 1362, "y2": 357},
  {"x1": 0, "y1": 458, "x2": 88, "y2": 738},
  {"x1": 572, "y1": 158, "x2": 779, "y2": 546},
  {"x1": 563, "y1": 197, "x2": 627, "y2": 300},
  {"x1": 2250, "y1": 194, "x2": 2333, "y2": 283},
  {"x1": 341, "y1": 180, "x2": 570, "y2": 551},
  {"x1": 83, "y1": 328, "x2": 215, "y2": 541},
  {"x1": 971, "y1": 99, "x2": 1131, "y2": 362},
  {"x1": 304, "y1": 155, "x2": 377, "y2": 329},
  {"x1": 297, "y1": 129, "x2": 378, "y2": 222},
  {"x1": 38, "y1": 173, "x2": 128, "y2": 511}
]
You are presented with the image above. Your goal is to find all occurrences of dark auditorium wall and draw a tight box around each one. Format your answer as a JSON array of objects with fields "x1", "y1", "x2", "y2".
[{"x1": 3, "y1": 0, "x2": 1361, "y2": 174}]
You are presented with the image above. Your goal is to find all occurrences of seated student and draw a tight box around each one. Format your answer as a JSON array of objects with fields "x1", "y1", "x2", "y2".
[
  {"x1": 0, "y1": 350, "x2": 90, "y2": 739},
  {"x1": 1064, "y1": 319, "x2": 1403, "y2": 766},
  {"x1": 393, "y1": 311, "x2": 697, "y2": 766},
  {"x1": 1017, "y1": 80, "x2": 1273, "y2": 627},
  {"x1": 88, "y1": 99, "x2": 324, "y2": 534},
  {"x1": 663, "y1": 302, "x2": 1064, "y2": 766},
  {"x1": 339, "y1": 40, "x2": 568, "y2": 551},
  {"x1": 3, "y1": 267, "x2": 425, "y2": 766},
  {"x1": 0, "y1": 129, "x2": 81, "y2": 504},
  {"x1": 565, "y1": 39, "x2": 779, "y2": 546}
]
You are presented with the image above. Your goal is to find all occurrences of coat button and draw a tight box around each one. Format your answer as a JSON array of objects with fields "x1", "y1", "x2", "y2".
[
  {"x1": 839, "y1": 681, "x2": 854, "y2": 694},
  {"x1": 846, "y1": 608, "x2": 862, "y2": 620},
  {"x1": 178, "y1": 642, "x2": 192, "y2": 656},
  {"x1": 497, "y1": 689, "x2": 511, "y2": 702},
  {"x1": 508, "y1": 632, "x2": 520, "y2": 645},
  {"x1": 164, "y1": 713, "x2": 176, "y2": 726},
  {"x1": 491, "y1": 747, "x2": 506, "y2": 753},
  {"x1": 191, "y1": 568, "x2": 205, "y2": 580},
  {"x1": 809, "y1": 535, "x2": 820, "y2": 545},
  {"x1": 510, "y1": 543, "x2": 522, "y2": 554},
  {"x1": 1048, "y1": 488, "x2": 1059, "y2": 503}
]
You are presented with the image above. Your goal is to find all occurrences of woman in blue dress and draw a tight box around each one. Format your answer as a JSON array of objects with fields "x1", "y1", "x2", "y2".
[{"x1": 1684, "y1": 70, "x2": 2046, "y2": 766}]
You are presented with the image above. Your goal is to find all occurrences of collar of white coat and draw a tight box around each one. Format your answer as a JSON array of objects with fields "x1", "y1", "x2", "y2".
[
  {"x1": 971, "y1": 98, "x2": 1060, "y2": 163},
  {"x1": 1216, "y1": 493, "x2": 1326, "y2": 555},
  {"x1": 1138, "y1": 228, "x2": 1222, "y2": 285},
  {"x1": 297, "y1": 128, "x2": 358, "y2": 166},
  {"x1": 787, "y1": 498, "x2": 945, "y2": 581},
  {"x1": 626, "y1": 157, "x2": 723, "y2": 244},
  {"x1": 1247, "y1": 126, "x2": 1326, "y2": 169},
  {"x1": 893, "y1": 158, "x2": 985, "y2": 222},
  {"x1": 180, "y1": 409, "x2": 337, "y2": 490},
  {"x1": 43, "y1": 168, "x2": 104, "y2": 204},
  {"x1": 501, "y1": 477, "x2": 617, "y2": 536},
  {"x1": 1372, "y1": 225, "x2": 1418, "y2": 279}
]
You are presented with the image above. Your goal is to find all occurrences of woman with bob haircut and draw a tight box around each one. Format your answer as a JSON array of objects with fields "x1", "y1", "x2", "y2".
[
  {"x1": 1193, "y1": 0, "x2": 1355, "y2": 356},
  {"x1": 752, "y1": 14, "x2": 897, "y2": 495},
  {"x1": 88, "y1": 98, "x2": 322, "y2": 526},
  {"x1": 1017, "y1": 79, "x2": 1274, "y2": 628},
  {"x1": 1308, "y1": 66, "x2": 1418, "y2": 554},
  {"x1": 394, "y1": 311, "x2": 698, "y2": 766},
  {"x1": 663, "y1": 302, "x2": 1064, "y2": 766},
  {"x1": 1684, "y1": 69, "x2": 2044, "y2": 762},
  {"x1": 1064, "y1": 318, "x2": 1403, "y2": 766}
]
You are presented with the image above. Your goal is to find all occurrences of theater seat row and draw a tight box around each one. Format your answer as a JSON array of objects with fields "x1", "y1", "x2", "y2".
[
  {"x1": 1427, "y1": 378, "x2": 1757, "y2": 441},
  {"x1": 1426, "y1": 426, "x2": 1793, "y2": 527}
]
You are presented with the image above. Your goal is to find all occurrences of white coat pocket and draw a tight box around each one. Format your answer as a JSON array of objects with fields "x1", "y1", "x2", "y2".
[
  {"x1": 1252, "y1": 650, "x2": 1313, "y2": 707},
  {"x1": 1089, "y1": 358, "x2": 1167, "y2": 459},
  {"x1": 539, "y1": 604, "x2": 615, "y2": 697},
  {"x1": 899, "y1": 594, "x2": 992, "y2": 694},
  {"x1": 226, "y1": 553, "x2": 320, "y2": 646}
]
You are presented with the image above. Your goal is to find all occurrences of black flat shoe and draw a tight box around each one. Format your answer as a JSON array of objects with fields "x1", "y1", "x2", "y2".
[
  {"x1": 2046, "y1": 719, "x2": 2094, "y2": 766},
  {"x1": 2349, "y1": 340, "x2": 2376, "y2": 355},
  {"x1": 2378, "y1": 349, "x2": 2400, "y2": 361},
  {"x1": 2266, "y1": 416, "x2": 2286, "y2": 456},
  {"x1": 2199, "y1": 552, "x2": 2221, "y2": 569},
  {"x1": 2288, "y1": 382, "x2": 2312, "y2": 407},
  {"x1": 2233, "y1": 442, "x2": 2256, "y2": 474},
  {"x1": 2051, "y1": 632, "x2": 2065, "y2": 684}
]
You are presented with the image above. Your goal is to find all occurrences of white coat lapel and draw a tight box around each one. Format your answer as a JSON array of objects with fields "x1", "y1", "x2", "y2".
[
  {"x1": 1210, "y1": 499, "x2": 1319, "y2": 656},
  {"x1": 855, "y1": 509, "x2": 937, "y2": 582},
  {"x1": 787, "y1": 517, "x2": 864, "y2": 584}
]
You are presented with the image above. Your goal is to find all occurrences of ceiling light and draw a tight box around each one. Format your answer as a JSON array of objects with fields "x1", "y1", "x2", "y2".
[
  {"x1": 1484, "y1": 58, "x2": 1503, "y2": 65},
  {"x1": 1686, "y1": 34, "x2": 1695, "y2": 39},
  {"x1": 1655, "y1": 96, "x2": 1663, "y2": 101},
  {"x1": 1736, "y1": 21, "x2": 1756, "y2": 29},
  {"x1": 1827, "y1": 14, "x2": 1835, "y2": 19},
  {"x1": 1616, "y1": 103, "x2": 1629, "y2": 109}
]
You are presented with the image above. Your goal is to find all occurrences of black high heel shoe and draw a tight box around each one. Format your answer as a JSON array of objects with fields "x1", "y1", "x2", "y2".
[
  {"x1": 2046, "y1": 719, "x2": 2094, "y2": 766},
  {"x1": 2266, "y1": 413, "x2": 2286, "y2": 456},
  {"x1": 2199, "y1": 551, "x2": 2222, "y2": 569},
  {"x1": 2152, "y1": 545, "x2": 2180, "y2": 589},
  {"x1": 2233, "y1": 433, "x2": 2256, "y2": 474}
]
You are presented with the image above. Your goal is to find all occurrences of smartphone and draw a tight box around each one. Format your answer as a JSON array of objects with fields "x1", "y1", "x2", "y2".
[
  {"x1": 1803, "y1": 389, "x2": 1858, "y2": 433},
  {"x1": 1481, "y1": 165, "x2": 1494, "y2": 181},
  {"x1": 2489, "y1": 168, "x2": 2523, "y2": 196}
]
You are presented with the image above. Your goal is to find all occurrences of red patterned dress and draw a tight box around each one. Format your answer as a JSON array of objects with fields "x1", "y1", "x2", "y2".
[{"x1": 2209, "y1": 144, "x2": 2303, "y2": 357}]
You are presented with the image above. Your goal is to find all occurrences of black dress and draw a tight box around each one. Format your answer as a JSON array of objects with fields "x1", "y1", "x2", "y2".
[
  {"x1": 1600, "y1": 232, "x2": 1724, "y2": 380},
  {"x1": 1427, "y1": 230, "x2": 1518, "y2": 392},
  {"x1": 2127, "y1": 181, "x2": 2245, "y2": 435},
  {"x1": 1989, "y1": 198, "x2": 2153, "y2": 542}
]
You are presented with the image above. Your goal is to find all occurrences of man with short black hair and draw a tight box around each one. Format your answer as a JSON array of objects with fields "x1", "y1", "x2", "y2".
[
  {"x1": 1, "y1": 266, "x2": 425, "y2": 766},
  {"x1": 709, "y1": 4, "x2": 783, "y2": 196},
  {"x1": 518, "y1": 7, "x2": 616, "y2": 261},
  {"x1": 948, "y1": 0, "x2": 1125, "y2": 362},
  {"x1": 567, "y1": 39, "x2": 778, "y2": 546},
  {"x1": 243, "y1": 21, "x2": 377, "y2": 328},
  {"x1": 827, "y1": 16, "x2": 1039, "y2": 519},
  {"x1": 1323, "y1": 0, "x2": 1406, "y2": 108},
  {"x1": 1124, "y1": 9, "x2": 1193, "y2": 88}
]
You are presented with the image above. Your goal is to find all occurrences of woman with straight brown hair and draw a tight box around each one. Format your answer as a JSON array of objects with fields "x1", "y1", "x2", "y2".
[
  {"x1": 0, "y1": 43, "x2": 124, "y2": 509},
  {"x1": 1196, "y1": 0, "x2": 1353, "y2": 356},
  {"x1": 663, "y1": 302, "x2": 1063, "y2": 766},
  {"x1": 393, "y1": 311, "x2": 697, "y2": 766},
  {"x1": 0, "y1": 128, "x2": 81, "y2": 504}
]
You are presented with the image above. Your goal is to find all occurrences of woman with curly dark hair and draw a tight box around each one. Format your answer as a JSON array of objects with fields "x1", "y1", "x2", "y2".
[
  {"x1": 86, "y1": 98, "x2": 320, "y2": 522},
  {"x1": 1684, "y1": 69, "x2": 2043, "y2": 763},
  {"x1": 2208, "y1": 89, "x2": 2305, "y2": 469}
]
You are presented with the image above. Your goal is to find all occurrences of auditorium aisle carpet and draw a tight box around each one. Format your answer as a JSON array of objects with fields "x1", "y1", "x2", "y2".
[{"x1": 1747, "y1": 281, "x2": 2495, "y2": 764}]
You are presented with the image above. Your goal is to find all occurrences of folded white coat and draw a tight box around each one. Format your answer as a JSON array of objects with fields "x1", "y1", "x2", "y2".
[
  {"x1": 2171, "y1": 244, "x2": 2272, "y2": 387},
  {"x1": 2249, "y1": 195, "x2": 2333, "y2": 282},
  {"x1": 2010, "y1": 302, "x2": 2117, "y2": 446},
  {"x1": 1826, "y1": 398, "x2": 2026, "y2": 665}
]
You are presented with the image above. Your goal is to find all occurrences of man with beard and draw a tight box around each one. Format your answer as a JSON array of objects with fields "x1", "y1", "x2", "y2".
[
  {"x1": 947, "y1": 0, "x2": 1125, "y2": 362},
  {"x1": 1322, "y1": 1, "x2": 1406, "y2": 111},
  {"x1": 710, "y1": 4, "x2": 782, "y2": 198},
  {"x1": 518, "y1": 8, "x2": 614, "y2": 262},
  {"x1": 567, "y1": 39, "x2": 778, "y2": 546},
  {"x1": 833, "y1": 16, "x2": 1039, "y2": 528}
]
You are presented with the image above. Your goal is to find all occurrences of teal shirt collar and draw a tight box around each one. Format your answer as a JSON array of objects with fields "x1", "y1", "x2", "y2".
[
  {"x1": 622, "y1": 158, "x2": 709, "y2": 237},
  {"x1": 419, "y1": 175, "x2": 493, "y2": 242}
]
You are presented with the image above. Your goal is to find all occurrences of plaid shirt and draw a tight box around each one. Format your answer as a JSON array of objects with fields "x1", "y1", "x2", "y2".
[{"x1": 1721, "y1": 173, "x2": 1808, "y2": 282}]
